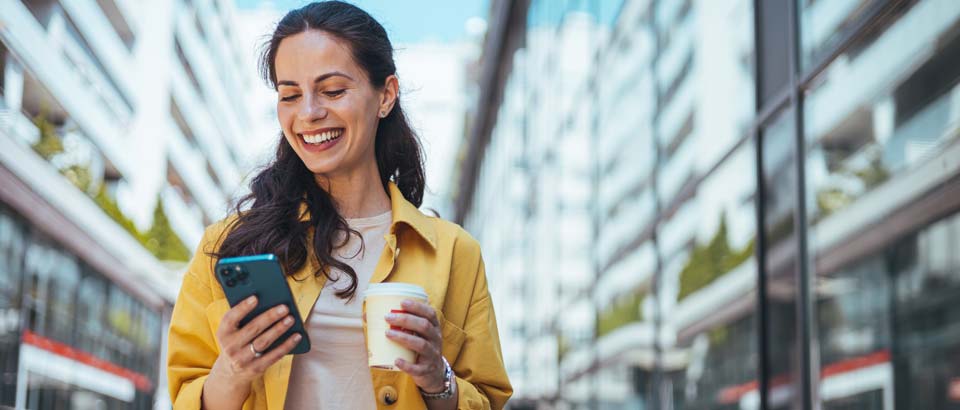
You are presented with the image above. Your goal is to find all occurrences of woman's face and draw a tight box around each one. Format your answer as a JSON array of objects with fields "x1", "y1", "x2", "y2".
[{"x1": 274, "y1": 29, "x2": 396, "y2": 179}]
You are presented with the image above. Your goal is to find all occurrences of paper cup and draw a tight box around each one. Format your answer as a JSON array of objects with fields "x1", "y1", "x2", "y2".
[{"x1": 362, "y1": 283, "x2": 428, "y2": 370}]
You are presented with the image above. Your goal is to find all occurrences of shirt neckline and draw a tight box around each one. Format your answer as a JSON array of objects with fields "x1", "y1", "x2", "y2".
[{"x1": 345, "y1": 210, "x2": 392, "y2": 228}]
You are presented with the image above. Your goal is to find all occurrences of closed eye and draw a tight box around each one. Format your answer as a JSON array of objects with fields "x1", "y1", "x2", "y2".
[
  {"x1": 323, "y1": 89, "x2": 346, "y2": 97},
  {"x1": 280, "y1": 94, "x2": 300, "y2": 102}
]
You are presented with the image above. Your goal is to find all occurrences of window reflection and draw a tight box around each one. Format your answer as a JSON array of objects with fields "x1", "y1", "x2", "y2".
[
  {"x1": 804, "y1": 2, "x2": 960, "y2": 409},
  {"x1": 798, "y1": 0, "x2": 879, "y2": 69},
  {"x1": 0, "y1": 206, "x2": 163, "y2": 409}
]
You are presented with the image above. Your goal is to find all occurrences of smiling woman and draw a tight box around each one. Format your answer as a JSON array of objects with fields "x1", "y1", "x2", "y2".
[{"x1": 165, "y1": 2, "x2": 512, "y2": 410}]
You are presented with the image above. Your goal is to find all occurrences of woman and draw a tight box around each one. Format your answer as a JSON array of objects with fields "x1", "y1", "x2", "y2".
[{"x1": 166, "y1": 2, "x2": 512, "y2": 409}]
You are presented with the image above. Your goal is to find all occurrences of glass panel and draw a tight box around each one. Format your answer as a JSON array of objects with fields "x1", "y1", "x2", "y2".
[
  {"x1": 0, "y1": 207, "x2": 24, "y2": 407},
  {"x1": 46, "y1": 253, "x2": 79, "y2": 345},
  {"x1": 805, "y1": 2, "x2": 960, "y2": 409},
  {"x1": 761, "y1": 109, "x2": 802, "y2": 410},
  {"x1": 797, "y1": 0, "x2": 879, "y2": 70},
  {"x1": 77, "y1": 272, "x2": 107, "y2": 357},
  {"x1": 0, "y1": 207, "x2": 25, "y2": 306},
  {"x1": 667, "y1": 140, "x2": 758, "y2": 410}
]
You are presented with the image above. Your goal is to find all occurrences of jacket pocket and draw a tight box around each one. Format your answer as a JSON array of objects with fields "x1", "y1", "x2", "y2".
[{"x1": 437, "y1": 310, "x2": 467, "y2": 365}]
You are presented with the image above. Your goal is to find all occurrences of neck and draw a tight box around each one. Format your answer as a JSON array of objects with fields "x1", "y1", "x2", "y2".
[{"x1": 315, "y1": 162, "x2": 391, "y2": 219}]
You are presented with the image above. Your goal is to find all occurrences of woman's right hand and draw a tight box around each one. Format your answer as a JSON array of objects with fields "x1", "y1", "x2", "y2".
[{"x1": 202, "y1": 296, "x2": 302, "y2": 408}]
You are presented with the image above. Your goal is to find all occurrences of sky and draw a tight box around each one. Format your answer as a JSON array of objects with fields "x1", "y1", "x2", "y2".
[{"x1": 233, "y1": 0, "x2": 489, "y2": 44}]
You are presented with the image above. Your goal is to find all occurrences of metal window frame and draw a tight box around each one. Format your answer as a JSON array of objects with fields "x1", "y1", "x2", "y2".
[{"x1": 750, "y1": 1, "x2": 908, "y2": 410}]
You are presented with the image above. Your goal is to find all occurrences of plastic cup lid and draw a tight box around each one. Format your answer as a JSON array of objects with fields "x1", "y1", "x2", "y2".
[{"x1": 363, "y1": 283, "x2": 428, "y2": 300}]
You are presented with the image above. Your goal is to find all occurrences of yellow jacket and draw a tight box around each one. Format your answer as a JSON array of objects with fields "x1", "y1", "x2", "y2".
[{"x1": 167, "y1": 182, "x2": 512, "y2": 410}]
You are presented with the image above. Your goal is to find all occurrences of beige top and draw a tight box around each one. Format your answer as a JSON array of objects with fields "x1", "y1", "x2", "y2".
[{"x1": 284, "y1": 211, "x2": 392, "y2": 410}]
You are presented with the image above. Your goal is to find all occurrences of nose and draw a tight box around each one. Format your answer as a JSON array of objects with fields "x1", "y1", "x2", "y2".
[{"x1": 296, "y1": 94, "x2": 328, "y2": 123}]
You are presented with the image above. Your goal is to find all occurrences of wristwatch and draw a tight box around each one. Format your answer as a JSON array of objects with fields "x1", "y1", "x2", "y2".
[{"x1": 419, "y1": 356, "x2": 455, "y2": 400}]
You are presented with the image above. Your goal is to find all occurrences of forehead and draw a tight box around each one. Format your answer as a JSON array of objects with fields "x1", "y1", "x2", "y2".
[{"x1": 274, "y1": 29, "x2": 362, "y2": 82}]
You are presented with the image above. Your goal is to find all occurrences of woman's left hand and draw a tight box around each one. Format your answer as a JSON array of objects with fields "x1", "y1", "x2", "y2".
[{"x1": 384, "y1": 299, "x2": 448, "y2": 393}]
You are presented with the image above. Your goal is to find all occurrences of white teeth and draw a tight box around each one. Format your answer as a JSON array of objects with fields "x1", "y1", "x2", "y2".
[{"x1": 301, "y1": 129, "x2": 343, "y2": 145}]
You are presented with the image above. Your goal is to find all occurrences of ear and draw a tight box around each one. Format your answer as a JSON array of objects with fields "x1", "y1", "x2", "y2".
[{"x1": 378, "y1": 74, "x2": 399, "y2": 118}]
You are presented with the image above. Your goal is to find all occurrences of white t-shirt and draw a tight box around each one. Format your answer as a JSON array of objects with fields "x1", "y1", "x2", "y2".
[{"x1": 284, "y1": 210, "x2": 391, "y2": 410}]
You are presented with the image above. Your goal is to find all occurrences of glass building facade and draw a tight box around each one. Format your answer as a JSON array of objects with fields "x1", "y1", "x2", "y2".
[
  {"x1": 0, "y1": 203, "x2": 164, "y2": 409},
  {"x1": 456, "y1": 0, "x2": 960, "y2": 408}
]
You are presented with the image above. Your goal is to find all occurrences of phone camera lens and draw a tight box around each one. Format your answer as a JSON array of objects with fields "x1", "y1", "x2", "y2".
[
  {"x1": 226, "y1": 278, "x2": 237, "y2": 287},
  {"x1": 237, "y1": 270, "x2": 249, "y2": 280},
  {"x1": 220, "y1": 268, "x2": 232, "y2": 277}
]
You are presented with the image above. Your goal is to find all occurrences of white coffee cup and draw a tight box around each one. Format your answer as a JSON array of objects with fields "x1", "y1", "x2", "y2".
[{"x1": 362, "y1": 283, "x2": 429, "y2": 370}]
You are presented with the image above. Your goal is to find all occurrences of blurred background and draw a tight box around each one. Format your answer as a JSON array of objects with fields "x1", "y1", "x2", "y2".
[{"x1": 0, "y1": 0, "x2": 958, "y2": 409}]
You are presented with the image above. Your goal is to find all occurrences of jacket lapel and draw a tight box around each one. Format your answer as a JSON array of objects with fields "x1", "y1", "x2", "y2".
[{"x1": 263, "y1": 258, "x2": 326, "y2": 410}]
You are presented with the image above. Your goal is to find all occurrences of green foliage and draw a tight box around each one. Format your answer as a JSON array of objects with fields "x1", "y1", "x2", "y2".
[
  {"x1": 28, "y1": 111, "x2": 193, "y2": 263},
  {"x1": 677, "y1": 216, "x2": 756, "y2": 301},
  {"x1": 94, "y1": 183, "x2": 143, "y2": 242},
  {"x1": 143, "y1": 197, "x2": 191, "y2": 262},
  {"x1": 708, "y1": 326, "x2": 728, "y2": 346},
  {"x1": 557, "y1": 334, "x2": 570, "y2": 360},
  {"x1": 62, "y1": 164, "x2": 93, "y2": 193},
  {"x1": 93, "y1": 182, "x2": 191, "y2": 262},
  {"x1": 814, "y1": 149, "x2": 891, "y2": 220},
  {"x1": 30, "y1": 113, "x2": 63, "y2": 160},
  {"x1": 596, "y1": 289, "x2": 645, "y2": 338}
]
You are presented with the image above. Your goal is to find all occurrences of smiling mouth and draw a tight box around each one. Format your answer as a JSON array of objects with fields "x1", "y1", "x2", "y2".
[{"x1": 298, "y1": 128, "x2": 344, "y2": 145}]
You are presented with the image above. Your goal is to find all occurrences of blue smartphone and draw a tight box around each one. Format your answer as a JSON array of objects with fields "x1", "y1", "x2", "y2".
[{"x1": 214, "y1": 254, "x2": 311, "y2": 354}]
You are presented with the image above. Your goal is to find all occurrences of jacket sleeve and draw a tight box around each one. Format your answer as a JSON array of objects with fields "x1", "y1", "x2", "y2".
[
  {"x1": 453, "y1": 248, "x2": 513, "y2": 410},
  {"x1": 167, "y1": 227, "x2": 220, "y2": 409}
]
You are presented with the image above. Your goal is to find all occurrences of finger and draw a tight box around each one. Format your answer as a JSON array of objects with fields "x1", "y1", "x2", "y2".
[
  {"x1": 400, "y1": 300, "x2": 439, "y2": 327},
  {"x1": 238, "y1": 304, "x2": 290, "y2": 344},
  {"x1": 252, "y1": 332, "x2": 302, "y2": 371},
  {"x1": 221, "y1": 296, "x2": 258, "y2": 330},
  {"x1": 250, "y1": 314, "x2": 296, "y2": 353},
  {"x1": 395, "y1": 358, "x2": 431, "y2": 376},
  {"x1": 385, "y1": 312, "x2": 433, "y2": 336},
  {"x1": 386, "y1": 329, "x2": 436, "y2": 357}
]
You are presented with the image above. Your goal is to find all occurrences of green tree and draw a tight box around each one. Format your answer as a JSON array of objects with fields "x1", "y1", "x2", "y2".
[
  {"x1": 596, "y1": 289, "x2": 645, "y2": 338},
  {"x1": 678, "y1": 215, "x2": 755, "y2": 301},
  {"x1": 31, "y1": 112, "x2": 64, "y2": 160},
  {"x1": 143, "y1": 197, "x2": 191, "y2": 262},
  {"x1": 93, "y1": 183, "x2": 143, "y2": 242}
]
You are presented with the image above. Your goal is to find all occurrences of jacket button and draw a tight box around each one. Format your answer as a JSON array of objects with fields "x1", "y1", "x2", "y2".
[{"x1": 378, "y1": 386, "x2": 398, "y2": 405}]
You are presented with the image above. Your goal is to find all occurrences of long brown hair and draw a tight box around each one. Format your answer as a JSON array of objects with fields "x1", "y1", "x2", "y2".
[{"x1": 212, "y1": 1, "x2": 426, "y2": 300}]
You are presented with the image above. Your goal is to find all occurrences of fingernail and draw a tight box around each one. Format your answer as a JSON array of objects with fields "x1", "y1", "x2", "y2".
[
  {"x1": 277, "y1": 305, "x2": 288, "y2": 314},
  {"x1": 385, "y1": 313, "x2": 397, "y2": 321},
  {"x1": 284, "y1": 316, "x2": 293, "y2": 325},
  {"x1": 395, "y1": 358, "x2": 405, "y2": 366},
  {"x1": 401, "y1": 299, "x2": 413, "y2": 307},
  {"x1": 293, "y1": 333, "x2": 302, "y2": 341},
  {"x1": 386, "y1": 329, "x2": 397, "y2": 337},
  {"x1": 247, "y1": 296, "x2": 257, "y2": 305}
]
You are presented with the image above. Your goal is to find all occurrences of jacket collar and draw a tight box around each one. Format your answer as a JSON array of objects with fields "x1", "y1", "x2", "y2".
[
  {"x1": 386, "y1": 181, "x2": 436, "y2": 250},
  {"x1": 297, "y1": 181, "x2": 436, "y2": 250}
]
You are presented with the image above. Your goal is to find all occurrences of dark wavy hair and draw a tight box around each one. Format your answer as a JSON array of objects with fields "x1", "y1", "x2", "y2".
[{"x1": 212, "y1": 1, "x2": 425, "y2": 300}]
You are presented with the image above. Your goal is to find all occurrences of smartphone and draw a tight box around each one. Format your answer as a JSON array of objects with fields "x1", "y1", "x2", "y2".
[{"x1": 214, "y1": 254, "x2": 311, "y2": 354}]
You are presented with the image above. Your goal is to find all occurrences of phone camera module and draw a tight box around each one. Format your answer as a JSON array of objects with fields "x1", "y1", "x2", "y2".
[
  {"x1": 226, "y1": 278, "x2": 237, "y2": 287},
  {"x1": 220, "y1": 268, "x2": 232, "y2": 277}
]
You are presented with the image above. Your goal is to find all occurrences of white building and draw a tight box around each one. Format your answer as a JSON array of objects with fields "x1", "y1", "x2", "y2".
[{"x1": 0, "y1": 0, "x2": 263, "y2": 408}]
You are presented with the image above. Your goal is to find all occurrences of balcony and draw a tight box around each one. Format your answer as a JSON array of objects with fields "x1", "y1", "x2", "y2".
[{"x1": 0, "y1": 0, "x2": 134, "y2": 176}]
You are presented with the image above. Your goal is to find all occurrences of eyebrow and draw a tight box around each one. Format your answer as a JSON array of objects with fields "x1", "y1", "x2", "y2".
[{"x1": 277, "y1": 71, "x2": 354, "y2": 87}]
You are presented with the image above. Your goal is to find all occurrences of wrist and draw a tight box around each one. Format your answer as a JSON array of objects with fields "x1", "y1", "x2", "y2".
[
  {"x1": 419, "y1": 357, "x2": 455, "y2": 400},
  {"x1": 210, "y1": 358, "x2": 253, "y2": 391}
]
